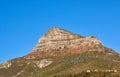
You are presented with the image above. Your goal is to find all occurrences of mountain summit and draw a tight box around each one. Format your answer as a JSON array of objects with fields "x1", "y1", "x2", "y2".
[
  {"x1": 0, "y1": 27, "x2": 120, "y2": 77},
  {"x1": 39, "y1": 27, "x2": 84, "y2": 43},
  {"x1": 29, "y1": 27, "x2": 113, "y2": 58}
]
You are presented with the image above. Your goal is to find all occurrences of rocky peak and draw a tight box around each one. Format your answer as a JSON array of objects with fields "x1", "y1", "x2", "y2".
[
  {"x1": 29, "y1": 27, "x2": 107, "y2": 56},
  {"x1": 39, "y1": 27, "x2": 84, "y2": 43}
]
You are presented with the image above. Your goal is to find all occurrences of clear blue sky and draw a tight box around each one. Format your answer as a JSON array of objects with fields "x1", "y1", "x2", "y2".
[{"x1": 0, "y1": 0, "x2": 120, "y2": 63}]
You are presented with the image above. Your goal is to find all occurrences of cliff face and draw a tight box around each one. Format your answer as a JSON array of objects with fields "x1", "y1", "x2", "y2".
[
  {"x1": 39, "y1": 27, "x2": 83, "y2": 43},
  {"x1": 28, "y1": 27, "x2": 112, "y2": 59},
  {"x1": 36, "y1": 27, "x2": 85, "y2": 51}
]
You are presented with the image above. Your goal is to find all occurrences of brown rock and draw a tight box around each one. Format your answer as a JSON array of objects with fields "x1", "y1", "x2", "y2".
[{"x1": 27, "y1": 27, "x2": 115, "y2": 59}]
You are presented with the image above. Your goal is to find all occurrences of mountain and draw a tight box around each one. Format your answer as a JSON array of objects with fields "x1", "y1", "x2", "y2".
[{"x1": 0, "y1": 27, "x2": 120, "y2": 77}]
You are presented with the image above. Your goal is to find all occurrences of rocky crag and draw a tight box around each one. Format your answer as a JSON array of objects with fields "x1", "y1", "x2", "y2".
[{"x1": 27, "y1": 27, "x2": 116, "y2": 59}]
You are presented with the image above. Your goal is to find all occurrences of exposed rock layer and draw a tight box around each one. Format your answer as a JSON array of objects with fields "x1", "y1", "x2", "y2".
[{"x1": 32, "y1": 27, "x2": 106, "y2": 53}]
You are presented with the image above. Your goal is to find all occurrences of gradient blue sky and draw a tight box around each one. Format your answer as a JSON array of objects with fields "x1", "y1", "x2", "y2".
[{"x1": 0, "y1": 0, "x2": 120, "y2": 63}]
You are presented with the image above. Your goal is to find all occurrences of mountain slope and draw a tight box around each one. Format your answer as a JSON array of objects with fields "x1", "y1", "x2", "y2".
[{"x1": 0, "y1": 27, "x2": 120, "y2": 77}]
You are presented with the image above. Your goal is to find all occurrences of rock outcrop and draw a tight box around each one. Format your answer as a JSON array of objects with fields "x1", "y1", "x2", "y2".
[
  {"x1": 31, "y1": 27, "x2": 106, "y2": 53},
  {"x1": 0, "y1": 61, "x2": 12, "y2": 69},
  {"x1": 33, "y1": 58, "x2": 53, "y2": 68}
]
